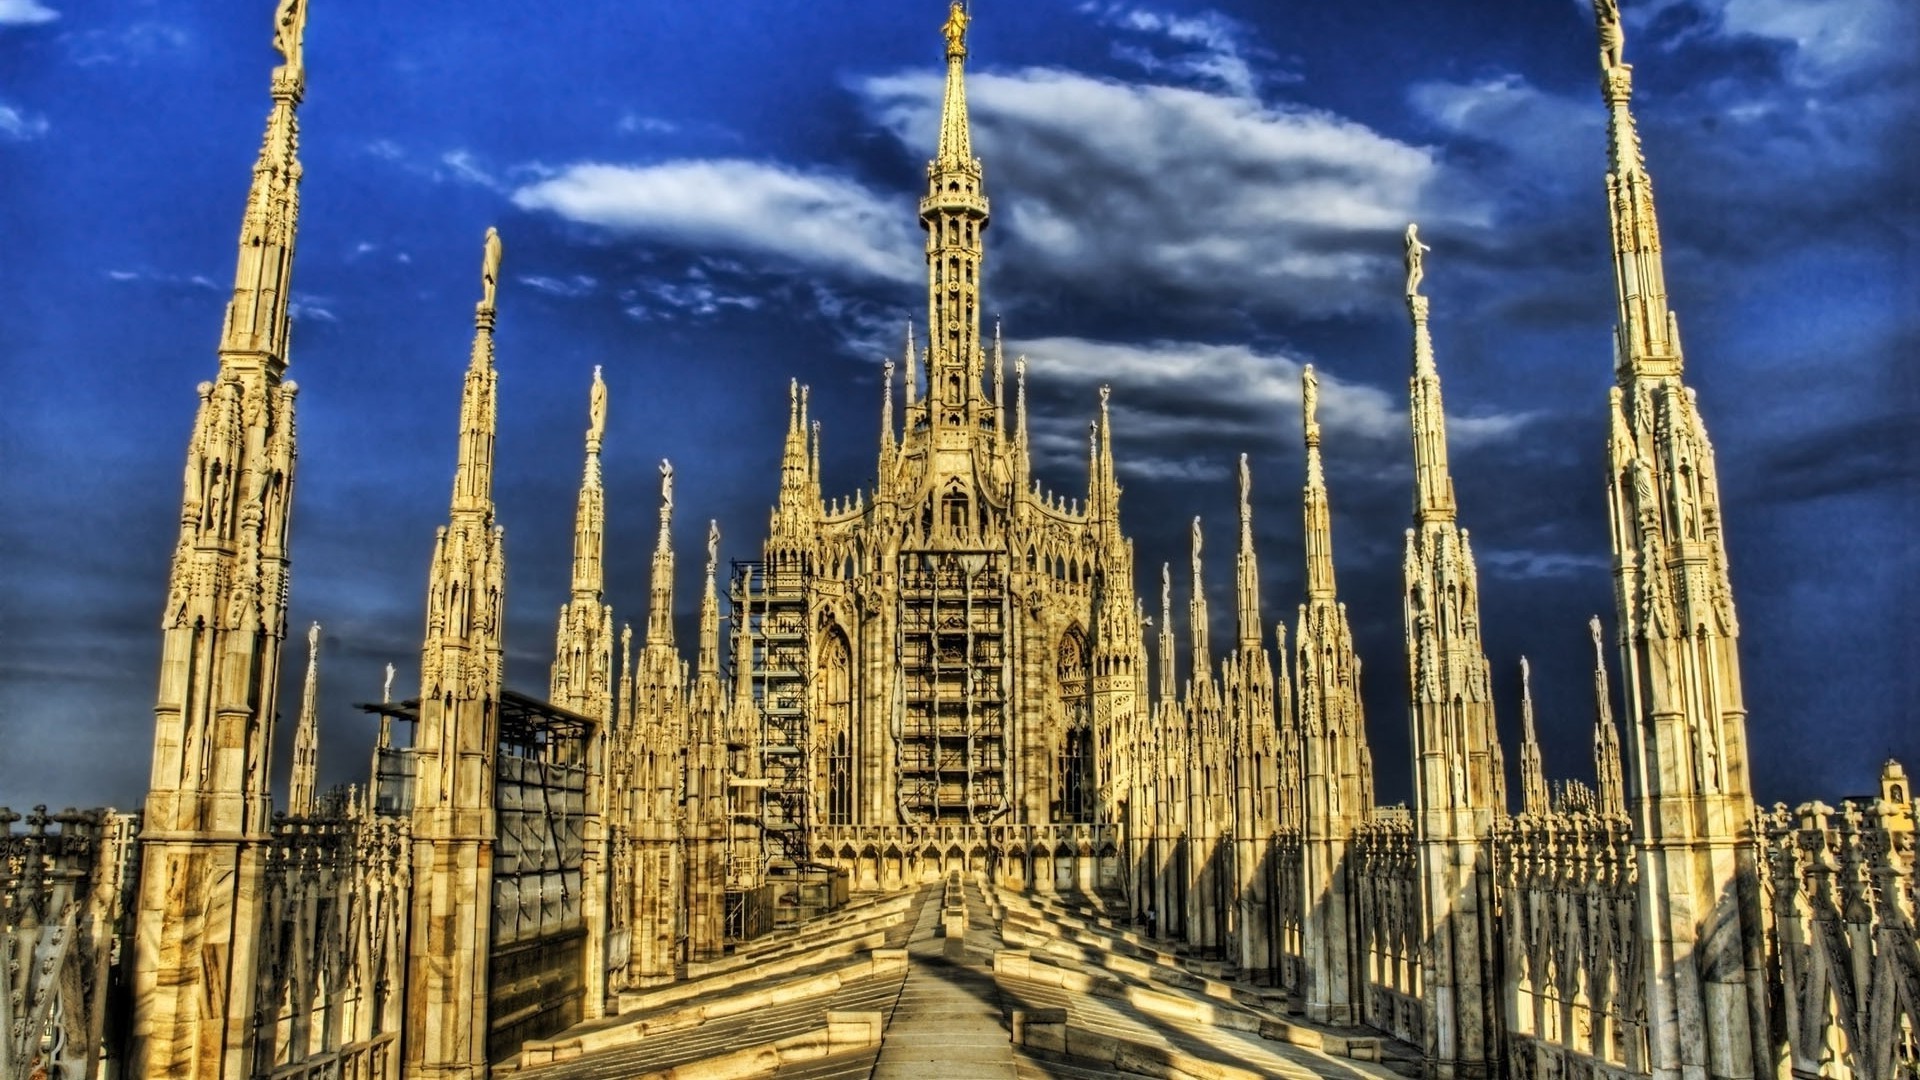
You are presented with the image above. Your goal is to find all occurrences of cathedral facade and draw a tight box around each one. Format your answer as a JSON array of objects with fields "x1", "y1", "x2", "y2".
[{"x1": 2, "y1": 3, "x2": 1917, "y2": 1080}]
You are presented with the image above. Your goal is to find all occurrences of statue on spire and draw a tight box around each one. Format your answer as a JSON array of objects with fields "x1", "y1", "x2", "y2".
[
  {"x1": 1594, "y1": 0, "x2": 1626, "y2": 72},
  {"x1": 1238, "y1": 453, "x2": 1252, "y2": 523},
  {"x1": 942, "y1": 1, "x2": 970, "y2": 58},
  {"x1": 1190, "y1": 516, "x2": 1204, "y2": 575},
  {"x1": 588, "y1": 365, "x2": 608, "y2": 446},
  {"x1": 1303, "y1": 364, "x2": 1320, "y2": 429},
  {"x1": 272, "y1": 0, "x2": 307, "y2": 70},
  {"x1": 707, "y1": 519, "x2": 720, "y2": 574},
  {"x1": 659, "y1": 459, "x2": 674, "y2": 519},
  {"x1": 1404, "y1": 223, "x2": 1431, "y2": 298},
  {"x1": 481, "y1": 227, "x2": 504, "y2": 311}
]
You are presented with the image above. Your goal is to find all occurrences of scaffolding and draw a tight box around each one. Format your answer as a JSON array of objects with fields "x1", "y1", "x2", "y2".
[
  {"x1": 731, "y1": 557, "x2": 814, "y2": 870},
  {"x1": 898, "y1": 550, "x2": 1009, "y2": 822}
]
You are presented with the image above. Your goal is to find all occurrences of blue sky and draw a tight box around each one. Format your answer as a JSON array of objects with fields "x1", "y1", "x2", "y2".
[{"x1": 0, "y1": 0, "x2": 1913, "y2": 811}]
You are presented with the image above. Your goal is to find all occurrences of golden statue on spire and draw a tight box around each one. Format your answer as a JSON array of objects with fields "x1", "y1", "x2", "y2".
[{"x1": 942, "y1": 1, "x2": 969, "y2": 58}]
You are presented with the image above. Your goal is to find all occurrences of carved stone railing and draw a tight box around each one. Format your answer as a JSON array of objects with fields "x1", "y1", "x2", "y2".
[
  {"x1": 1494, "y1": 809, "x2": 1645, "y2": 1080},
  {"x1": 252, "y1": 808, "x2": 411, "y2": 1080},
  {"x1": 1351, "y1": 810, "x2": 1421, "y2": 1046},
  {"x1": 1760, "y1": 796, "x2": 1919, "y2": 1080},
  {"x1": 0, "y1": 805, "x2": 139, "y2": 1080},
  {"x1": 810, "y1": 823, "x2": 1120, "y2": 893}
]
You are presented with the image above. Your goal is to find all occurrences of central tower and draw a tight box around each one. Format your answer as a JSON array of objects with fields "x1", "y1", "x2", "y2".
[
  {"x1": 921, "y1": 0, "x2": 991, "y2": 433},
  {"x1": 736, "y1": 3, "x2": 1140, "y2": 875}
]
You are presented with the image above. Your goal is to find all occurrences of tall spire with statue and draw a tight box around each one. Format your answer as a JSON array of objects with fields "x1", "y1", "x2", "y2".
[
  {"x1": 289, "y1": 622, "x2": 322, "y2": 816},
  {"x1": 133, "y1": 2, "x2": 309, "y2": 1072},
  {"x1": 1590, "y1": 2, "x2": 1770, "y2": 1074},
  {"x1": 1295, "y1": 364, "x2": 1372, "y2": 1025},
  {"x1": 406, "y1": 228, "x2": 510, "y2": 1079},
  {"x1": 1400, "y1": 225, "x2": 1505, "y2": 1077},
  {"x1": 921, "y1": 0, "x2": 991, "y2": 426},
  {"x1": 550, "y1": 367, "x2": 614, "y2": 1021}
]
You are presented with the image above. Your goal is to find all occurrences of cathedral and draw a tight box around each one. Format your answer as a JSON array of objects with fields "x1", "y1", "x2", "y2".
[{"x1": 1, "y1": 2, "x2": 1916, "y2": 1079}]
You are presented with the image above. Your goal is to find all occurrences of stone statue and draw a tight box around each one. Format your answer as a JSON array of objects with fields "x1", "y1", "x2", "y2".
[
  {"x1": 707, "y1": 519, "x2": 720, "y2": 572},
  {"x1": 1404, "y1": 223, "x2": 1431, "y2": 297},
  {"x1": 272, "y1": 0, "x2": 306, "y2": 69},
  {"x1": 659, "y1": 459, "x2": 674, "y2": 517},
  {"x1": 383, "y1": 662, "x2": 395, "y2": 704},
  {"x1": 1190, "y1": 516, "x2": 1203, "y2": 575},
  {"x1": 1238, "y1": 454, "x2": 1251, "y2": 518},
  {"x1": 481, "y1": 227, "x2": 503, "y2": 310},
  {"x1": 588, "y1": 366, "x2": 607, "y2": 445},
  {"x1": 942, "y1": 1, "x2": 969, "y2": 55},
  {"x1": 1302, "y1": 364, "x2": 1319, "y2": 428},
  {"x1": 1161, "y1": 563, "x2": 1171, "y2": 617},
  {"x1": 1594, "y1": 0, "x2": 1626, "y2": 72}
]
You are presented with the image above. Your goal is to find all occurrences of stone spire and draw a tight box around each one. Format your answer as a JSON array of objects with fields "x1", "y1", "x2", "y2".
[
  {"x1": 407, "y1": 227, "x2": 510, "y2": 1078},
  {"x1": 1519, "y1": 657, "x2": 1549, "y2": 816},
  {"x1": 1404, "y1": 224, "x2": 1455, "y2": 525},
  {"x1": 904, "y1": 320, "x2": 919, "y2": 407},
  {"x1": 646, "y1": 459, "x2": 677, "y2": 650},
  {"x1": 1590, "y1": 615, "x2": 1626, "y2": 817},
  {"x1": 289, "y1": 621, "x2": 321, "y2": 816},
  {"x1": 1590, "y1": 3, "x2": 1768, "y2": 1072},
  {"x1": 134, "y1": 4, "x2": 307, "y2": 1069},
  {"x1": 879, "y1": 358, "x2": 897, "y2": 463},
  {"x1": 1294, "y1": 361, "x2": 1372, "y2": 1024},
  {"x1": 1013, "y1": 355, "x2": 1030, "y2": 488},
  {"x1": 993, "y1": 320, "x2": 1006, "y2": 447},
  {"x1": 1400, "y1": 226, "x2": 1503, "y2": 1077},
  {"x1": 552, "y1": 368, "x2": 614, "y2": 716},
  {"x1": 1188, "y1": 517, "x2": 1210, "y2": 680},
  {"x1": 922, "y1": 1, "x2": 991, "y2": 412},
  {"x1": 697, "y1": 520, "x2": 722, "y2": 685},
  {"x1": 1157, "y1": 563, "x2": 1176, "y2": 712},
  {"x1": 1301, "y1": 365, "x2": 1337, "y2": 601},
  {"x1": 1234, "y1": 454, "x2": 1260, "y2": 651}
]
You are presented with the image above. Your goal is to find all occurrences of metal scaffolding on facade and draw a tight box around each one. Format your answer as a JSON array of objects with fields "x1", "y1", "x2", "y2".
[{"x1": 897, "y1": 550, "x2": 1010, "y2": 823}]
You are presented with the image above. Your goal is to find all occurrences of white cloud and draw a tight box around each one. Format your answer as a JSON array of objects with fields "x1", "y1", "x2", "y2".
[
  {"x1": 1473, "y1": 548, "x2": 1611, "y2": 581},
  {"x1": 1647, "y1": 0, "x2": 1915, "y2": 84},
  {"x1": 512, "y1": 160, "x2": 918, "y2": 284},
  {"x1": 517, "y1": 274, "x2": 598, "y2": 298},
  {"x1": 0, "y1": 0, "x2": 56, "y2": 26},
  {"x1": 288, "y1": 294, "x2": 337, "y2": 323},
  {"x1": 1080, "y1": 3, "x2": 1275, "y2": 98},
  {"x1": 65, "y1": 22, "x2": 189, "y2": 66},
  {"x1": 0, "y1": 101, "x2": 48, "y2": 140},
  {"x1": 861, "y1": 68, "x2": 1459, "y2": 318}
]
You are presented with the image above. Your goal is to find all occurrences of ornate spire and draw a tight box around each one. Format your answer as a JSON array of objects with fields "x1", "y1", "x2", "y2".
[
  {"x1": 289, "y1": 621, "x2": 321, "y2": 816},
  {"x1": 1302, "y1": 365, "x2": 1338, "y2": 600},
  {"x1": 1158, "y1": 562, "x2": 1176, "y2": 712},
  {"x1": 573, "y1": 367, "x2": 607, "y2": 597},
  {"x1": 1592, "y1": 0, "x2": 1680, "y2": 380},
  {"x1": 880, "y1": 358, "x2": 896, "y2": 456},
  {"x1": 1188, "y1": 517, "x2": 1210, "y2": 678},
  {"x1": 1519, "y1": 656, "x2": 1548, "y2": 815},
  {"x1": 552, "y1": 368, "x2": 614, "y2": 725},
  {"x1": 220, "y1": 0, "x2": 307, "y2": 370},
  {"x1": 937, "y1": 1, "x2": 973, "y2": 158},
  {"x1": 698, "y1": 521, "x2": 721, "y2": 680},
  {"x1": 922, "y1": 1, "x2": 990, "y2": 409},
  {"x1": 451, "y1": 228, "x2": 503, "y2": 517},
  {"x1": 904, "y1": 320, "x2": 918, "y2": 407},
  {"x1": 1589, "y1": 615, "x2": 1626, "y2": 817},
  {"x1": 646, "y1": 459, "x2": 676, "y2": 649},
  {"x1": 1404, "y1": 224, "x2": 1454, "y2": 525},
  {"x1": 407, "y1": 227, "x2": 511, "y2": 1079},
  {"x1": 1234, "y1": 454, "x2": 1260, "y2": 650}
]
